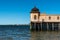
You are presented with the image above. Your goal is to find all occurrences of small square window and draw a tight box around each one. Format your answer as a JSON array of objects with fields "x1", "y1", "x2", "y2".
[
  {"x1": 49, "y1": 16, "x2": 51, "y2": 20},
  {"x1": 57, "y1": 16, "x2": 59, "y2": 20}
]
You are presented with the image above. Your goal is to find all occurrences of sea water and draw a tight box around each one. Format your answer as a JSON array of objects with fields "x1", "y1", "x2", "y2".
[{"x1": 0, "y1": 25, "x2": 60, "y2": 40}]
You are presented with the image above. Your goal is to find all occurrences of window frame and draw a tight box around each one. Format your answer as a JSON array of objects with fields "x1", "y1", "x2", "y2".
[
  {"x1": 34, "y1": 15, "x2": 36, "y2": 20},
  {"x1": 57, "y1": 16, "x2": 59, "y2": 20},
  {"x1": 49, "y1": 16, "x2": 51, "y2": 20}
]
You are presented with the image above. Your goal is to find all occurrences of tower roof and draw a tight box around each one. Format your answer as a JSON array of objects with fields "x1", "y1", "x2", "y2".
[{"x1": 30, "y1": 6, "x2": 40, "y2": 13}]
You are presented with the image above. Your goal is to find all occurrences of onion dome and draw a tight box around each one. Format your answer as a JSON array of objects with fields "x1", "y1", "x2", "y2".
[{"x1": 30, "y1": 6, "x2": 40, "y2": 13}]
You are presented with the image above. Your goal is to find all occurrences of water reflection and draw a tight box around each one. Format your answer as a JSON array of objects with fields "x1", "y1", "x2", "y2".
[{"x1": 31, "y1": 31, "x2": 60, "y2": 40}]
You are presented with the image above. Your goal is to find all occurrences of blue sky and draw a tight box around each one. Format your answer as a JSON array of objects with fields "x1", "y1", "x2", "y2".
[{"x1": 0, "y1": 0, "x2": 60, "y2": 25}]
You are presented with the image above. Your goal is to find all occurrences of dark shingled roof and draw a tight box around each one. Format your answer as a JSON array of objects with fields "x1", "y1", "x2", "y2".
[{"x1": 30, "y1": 6, "x2": 40, "y2": 13}]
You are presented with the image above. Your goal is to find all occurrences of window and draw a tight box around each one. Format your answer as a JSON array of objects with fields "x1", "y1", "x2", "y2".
[
  {"x1": 34, "y1": 15, "x2": 36, "y2": 20},
  {"x1": 42, "y1": 19, "x2": 44, "y2": 22},
  {"x1": 49, "y1": 16, "x2": 51, "y2": 20},
  {"x1": 57, "y1": 16, "x2": 59, "y2": 20}
]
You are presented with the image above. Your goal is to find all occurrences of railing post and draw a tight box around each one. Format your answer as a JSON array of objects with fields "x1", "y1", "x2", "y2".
[
  {"x1": 41, "y1": 22, "x2": 42, "y2": 31},
  {"x1": 59, "y1": 23, "x2": 60, "y2": 30},
  {"x1": 47, "y1": 22, "x2": 48, "y2": 31},
  {"x1": 35, "y1": 23, "x2": 36, "y2": 31},
  {"x1": 52, "y1": 23, "x2": 54, "y2": 31},
  {"x1": 38, "y1": 23, "x2": 39, "y2": 31}
]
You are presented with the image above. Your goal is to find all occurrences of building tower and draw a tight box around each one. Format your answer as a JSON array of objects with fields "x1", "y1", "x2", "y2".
[{"x1": 30, "y1": 6, "x2": 40, "y2": 31}]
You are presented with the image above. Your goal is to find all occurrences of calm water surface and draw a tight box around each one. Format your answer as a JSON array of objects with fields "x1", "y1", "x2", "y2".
[{"x1": 0, "y1": 25, "x2": 60, "y2": 40}]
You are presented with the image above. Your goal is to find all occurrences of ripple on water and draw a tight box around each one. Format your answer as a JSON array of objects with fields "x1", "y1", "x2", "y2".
[
  {"x1": 0, "y1": 37, "x2": 13, "y2": 40},
  {"x1": 0, "y1": 25, "x2": 30, "y2": 40}
]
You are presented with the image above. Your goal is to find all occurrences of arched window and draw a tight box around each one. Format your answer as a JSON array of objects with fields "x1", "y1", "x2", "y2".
[
  {"x1": 34, "y1": 15, "x2": 36, "y2": 20},
  {"x1": 49, "y1": 16, "x2": 51, "y2": 20},
  {"x1": 57, "y1": 16, "x2": 59, "y2": 20}
]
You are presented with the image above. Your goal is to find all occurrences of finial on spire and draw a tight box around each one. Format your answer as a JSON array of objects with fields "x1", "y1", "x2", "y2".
[{"x1": 34, "y1": 6, "x2": 36, "y2": 8}]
